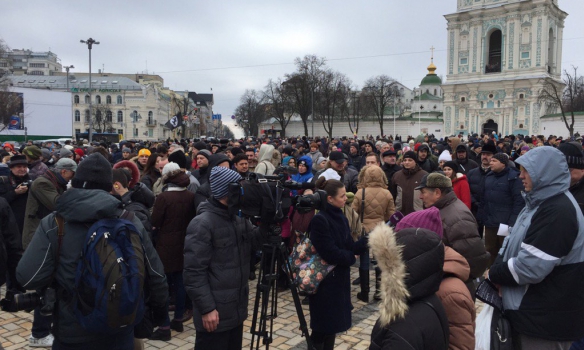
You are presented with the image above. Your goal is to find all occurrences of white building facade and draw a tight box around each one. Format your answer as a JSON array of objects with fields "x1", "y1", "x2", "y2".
[
  {"x1": 442, "y1": 0, "x2": 567, "y2": 136},
  {"x1": 0, "y1": 49, "x2": 62, "y2": 76}
]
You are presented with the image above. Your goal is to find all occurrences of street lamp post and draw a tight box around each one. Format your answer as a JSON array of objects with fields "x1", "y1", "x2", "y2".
[
  {"x1": 64, "y1": 65, "x2": 75, "y2": 91},
  {"x1": 80, "y1": 38, "x2": 99, "y2": 143}
]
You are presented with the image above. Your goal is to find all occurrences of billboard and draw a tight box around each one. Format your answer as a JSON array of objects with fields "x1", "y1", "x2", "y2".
[{"x1": 0, "y1": 87, "x2": 72, "y2": 141}]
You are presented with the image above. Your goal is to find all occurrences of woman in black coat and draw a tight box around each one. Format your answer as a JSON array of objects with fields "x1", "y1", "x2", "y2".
[{"x1": 308, "y1": 178, "x2": 368, "y2": 350}]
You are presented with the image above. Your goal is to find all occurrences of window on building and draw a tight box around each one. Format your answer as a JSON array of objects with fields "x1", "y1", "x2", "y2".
[
  {"x1": 481, "y1": 101, "x2": 484, "y2": 108},
  {"x1": 75, "y1": 129, "x2": 81, "y2": 135},
  {"x1": 29, "y1": 63, "x2": 45, "y2": 68},
  {"x1": 460, "y1": 58, "x2": 468, "y2": 65},
  {"x1": 106, "y1": 95, "x2": 112, "y2": 104},
  {"x1": 85, "y1": 109, "x2": 90, "y2": 122},
  {"x1": 461, "y1": 97, "x2": 466, "y2": 102},
  {"x1": 133, "y1": 128, "x2": 138, "y2": 137},
  {"x1": 548, "y1": 28, "x2": 555, "y2": 74},
  {"x1": 96, "y1": 110, "x2": 102, "y2": 122},
  {"x1": 95, "y1": 95, "x2": 101, "y2": 104},
  {"x1": 148, "y1": 129, "x2": 153, "y2": 137},
  {"x1": 85, "y1": 95, "x2": 90, "y2": 104},
  {"x1": 519, "y1": 93, "x2": 524, "y2": 99},
  {"x1": 521, "y1": 52, "x2": 530, "y2": 59},
  {"x1": 133, "y1": 110, "x2": 138, "y2": 122},
  {"x1": 29, "y1": 71, "x2": 45, "y2": 75},
  {"x1": 117, "y1": 95, "x2": 123, "y2": 104},
  {"x1": 486, "y1": 29, "x2": 502, "y2": 73},
  {"x1": 434, "y1": 89, "x2": 437, "y2": 95},
  {"x1": 74, "y1": 95, "x2": 79, "y2": 104},
  {"x1": 148, "y1": 111, "x2": 153, "y2": 125},
  {"x1": 118, "y1": 129, "x2": 124, "y2": 135},
  {"x1": 117, "y1": 111, "x2": 123, "y2": 123},
  {"x1": 106, "y1": 110, "x2": 112, "y2": 122},
  {"x1": 497, "y1": 100, "x2": 501, "y2": 107},
  {"x1": 74, "y1": 110, "x2": 80, "y2": 122}
]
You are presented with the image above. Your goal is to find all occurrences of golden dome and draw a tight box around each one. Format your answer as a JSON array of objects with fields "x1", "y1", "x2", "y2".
[{"x1": 427, "y1": 62, "x2": 437, "y2": 75}]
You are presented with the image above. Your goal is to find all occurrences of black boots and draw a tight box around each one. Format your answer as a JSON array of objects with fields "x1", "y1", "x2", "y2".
[
  {"x1": 374, "y1": 267, "x2": 382, "y2": 301},
  {"x1": 356, "y1": 269, "x2": 369, "y2": 303}
]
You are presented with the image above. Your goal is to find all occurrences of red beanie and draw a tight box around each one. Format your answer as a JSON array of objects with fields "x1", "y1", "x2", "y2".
[{"x1": 414, "y1": 143, "x2": 421, "y2": 152}]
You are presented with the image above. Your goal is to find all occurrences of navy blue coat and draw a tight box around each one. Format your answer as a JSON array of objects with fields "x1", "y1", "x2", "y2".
[
  {"x1": 466, "y1": 166, "x2": 489, "y2": 218},
  {"x1": 479, "y1": 167, "x2": 525, "y2": 227},
  {"x1": 308, "y1": 204, "x2": 367, "y2": 334}
]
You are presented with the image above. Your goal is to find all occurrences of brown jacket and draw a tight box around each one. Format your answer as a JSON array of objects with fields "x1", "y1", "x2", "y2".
[
  {"x1": 391, "y1": 165, "x2": 427, "y2": 216},
  {"x1": 151, "y1": 171, "x2": 196, "y2": 273},
  {"x1": 436, "y1": 247, "x2": 476, "y2": 350},
  {"x1": 352, "y1": 165, "x2": 395, "y2": 233},
  {"x1": 432, "y1": 191, "x2": 489, "y2": 280}
]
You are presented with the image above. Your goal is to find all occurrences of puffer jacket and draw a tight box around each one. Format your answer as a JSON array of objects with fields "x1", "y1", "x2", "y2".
[
  {"x1": 479, "y1": 166, "x2": 524, "y2": 227},
  {"x1": 369, "y1": 224, "x2": 449, "y2": 350},
  {"x1": 22, "y1": 170, "x2": 67, "y2": 249},
  {"x1": 436, "y1": 247, "x2": 475, "y2": 350},
  {"x1": 452, "y1": 173, "x2": 471, "y2": 210},
  {"x1": 184, "y1": 198, "x2": 266, "y2": 333},
  {"x1": 254, "y1": 144, "x2": 275, "y2": 176},
  {"x1": 392, "y1": 165, "x2": 427, "y2": 215},
  {"x1": 352, "y1": 166, "x2": 395, "y2": 233},
  {"x1": 16, "y1": 189, "x2": 168, "y2": 344},
  {"x1": 489, "y1": 147, "x2": 584, "y2": 341},
  {"x1": 151, "y1": 171, "x2": 196, "y2": 273},
  {"x1": 432, "y1": 191, "x2": 489, "y2": 282},
  {"x1": 466, "y1": 166, "x2": 490, "y2": 218}
]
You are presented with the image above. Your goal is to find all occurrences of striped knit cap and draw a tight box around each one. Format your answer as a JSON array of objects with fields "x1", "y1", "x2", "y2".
[{"x1": 210, "y1": 166, "x2": 242, "y2": 199}]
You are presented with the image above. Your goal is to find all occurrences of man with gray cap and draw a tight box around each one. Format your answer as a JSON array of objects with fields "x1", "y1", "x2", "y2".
[
  {"x1": 20, "y1": 157, "x2": 76, "y2": 347},
  {"x1": 184, "y1": 166, "x2": 268, "y2": 350},
  {"x1": 417, "y1": 172, "x2": 489, "y2": 294}
]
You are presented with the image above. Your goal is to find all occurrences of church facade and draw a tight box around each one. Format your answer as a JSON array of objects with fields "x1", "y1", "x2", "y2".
[{"x1": 442, "y1": 0, "x2": 567, "y2": 136}]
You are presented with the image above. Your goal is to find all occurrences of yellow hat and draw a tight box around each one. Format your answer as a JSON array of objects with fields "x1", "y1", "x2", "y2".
[{"x1": 138, "y1": 149, "x2": 151, "y2": 157}]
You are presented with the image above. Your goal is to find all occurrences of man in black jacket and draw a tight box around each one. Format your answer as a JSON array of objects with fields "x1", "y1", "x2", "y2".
[
  {"x1": 0, "y1": 197, "x2": 22, "y2": 297},
  {"x1": 184, "y1": 167, "x2": 267, "y2": 350},
  {"x1": 466, "y1": 143, "x2": 496, "y2": 238},
  {"x1": 453, "y1": 144, "x2": 479, "y2": 174},
  {"x1": 559, "y1": 141, "x2": 584, "y2": 213},
  {"x1": 381, "y1": 150, "x2": 402, "y2": 199},
  {"x1": 0, "y1": 155, "x2": 31, "y2": 236}
]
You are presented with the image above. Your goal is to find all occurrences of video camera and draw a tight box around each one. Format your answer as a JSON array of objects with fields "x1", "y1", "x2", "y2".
[{"x1": 228, "y1": 166, "x2": 327, "y2": 226}]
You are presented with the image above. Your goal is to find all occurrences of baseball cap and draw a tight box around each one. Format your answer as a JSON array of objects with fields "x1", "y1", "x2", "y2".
[{"x1": 329, "y1": 151, "x2": 347, "y2": 164}]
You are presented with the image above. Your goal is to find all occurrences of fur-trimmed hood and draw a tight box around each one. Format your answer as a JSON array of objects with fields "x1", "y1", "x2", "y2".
[
  {"x1": 357, "y1": 164, "x2": 388, "y2": 189},
  {"x1": 113, "y1": 160, "x2": 140, "y2": 188},
  {"x1": 369, "y1": 223, "x2": 444, "y2": 327}
]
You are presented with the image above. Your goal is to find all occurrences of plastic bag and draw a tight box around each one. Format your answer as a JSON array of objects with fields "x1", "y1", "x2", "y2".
[{"x1": 475, "y1": 304, "x2": 494, "y2": 350}]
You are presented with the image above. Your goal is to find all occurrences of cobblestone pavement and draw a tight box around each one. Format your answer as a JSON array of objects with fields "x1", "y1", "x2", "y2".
[
  {"x1": 0, "y1": 267, "x2": 380, "y2": 350},
  {"x1": 0, "y1": 267, "x2": 485, "y2": 349}
]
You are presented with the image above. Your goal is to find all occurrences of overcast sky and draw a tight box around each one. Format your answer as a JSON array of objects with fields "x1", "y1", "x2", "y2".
[{"x1": 2, "y1": 0, "x2": 583, "y2": 137}]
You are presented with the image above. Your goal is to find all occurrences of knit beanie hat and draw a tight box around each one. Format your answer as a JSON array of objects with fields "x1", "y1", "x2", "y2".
[
  {"x1": 197, "y1": 149, "x2": 211, "y2": 160},
  {"x1": 41, "y1": 148, "x2": 52, "y2": 161},
  {"x1": 492, "y1": 153, "x2": 509, "y2": 165},
  {"x1": 71, "y1": 153, "x2": 113, "y2": 192},
  {"x1": 520, "y1": 146, "x2": 530, "y2": 152},
  {"x1": 231, "y1": 147, "x2": 243, "y2": 157},
  {"x1": 558, "y1": 141, "x2": 584, "y2": 169},
  {"x1": 442, "y1": 161, "x2": 459, "y2": 173},
  {"x1": 402, "y1": 151, "x2": 417, "y2": 161},
  {"x1": 438, "y1": 150, "x2": 451, "y2": 162},
  {"x1": 210, "y1": 166, "x2": 241, "y2": 199},
  {"x1": 23, "y1": 146, "x2": 42, "y2": 160},
  {"x1": 58, "y1": 148, "x2": 73, "y2": 159},
  {"x1": 193, "y1": 141, "x2": 207, "y2": 151},
  {"x1": 168, "y1": 150, "x2": 187, "y2": 169},
  {"x1": 162, "y1": 162, "x2": 180, "y2": 176},
  {"x1": 395, "y1": 206, "x2": 443, "y2": 238},
  {"x1": 122, "y1": 147, "x2": 131, "y2": 153}
]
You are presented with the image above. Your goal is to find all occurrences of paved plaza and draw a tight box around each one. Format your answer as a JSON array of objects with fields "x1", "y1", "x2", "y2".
[{"x1": 0, "y1": 267, "x2": 380, "y2": 350}]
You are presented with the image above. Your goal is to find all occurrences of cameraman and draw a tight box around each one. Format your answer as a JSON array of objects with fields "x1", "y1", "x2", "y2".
[{"x1": 184, "y1": 166, "x2": 268, "y2": 350}]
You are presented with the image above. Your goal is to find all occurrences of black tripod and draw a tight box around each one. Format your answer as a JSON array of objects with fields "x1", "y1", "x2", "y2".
[{"x1": 249, "y1": 230, "x2": 314, "y2": 350}]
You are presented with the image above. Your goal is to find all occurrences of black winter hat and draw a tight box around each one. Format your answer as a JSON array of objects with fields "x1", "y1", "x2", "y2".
[
  {"x1": 71, "y1": 153, "x2": 113, "y2": 192},
  {"x1": 492, "y1": 153, "x2": 509, "y2": 165},
  {"x1": 558, "y1": 142, "x2": 584, "y2": 169},
  {"x1": 442, "y1": 161, "x2": 459, "y2": 173},
  {"x1": 193, "y1": 141, "x2": 207, "y2": 151},
  {"x1": 403, "y1": 151, "x2": 417, "y2": 161},
  {"x1": 168, "y1": 150, "x2": 187, "y2": 169},
  {"x1": 481, "y1": 143, "x2": 497, "y2": 154}
]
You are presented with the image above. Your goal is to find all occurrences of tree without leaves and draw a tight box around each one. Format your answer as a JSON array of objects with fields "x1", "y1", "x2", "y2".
[
  {"x1": 0, "y1": 39, "x2": 18, "y2": 132},
  {"x1": 90, "y1": 104, "x2": 115, "y2": 133},
  {"x1": 284, "y1": 54, "x2": 327, "y2": 137},
  {"x1": 361, "y1": 75, "x2": 400, "y2": 137},
  {"x1": 235, "y1": 89, "x2": 266, "y2": 137},
  {"x1": 263, "y1": 78, "x2": 292, "y2": 138},
  {"x1": 314, "y1": 69, "x2": 352, "y2": 140},
  {"x1": 538, "y1": 66, "x2": 583, "y2": 138},
  {"x1": 346, "y1": 89, "x2": 369, "y2": 136}
]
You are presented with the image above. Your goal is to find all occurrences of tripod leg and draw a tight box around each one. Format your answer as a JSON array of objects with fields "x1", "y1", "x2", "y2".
[{"x1": 250, "y1": 243, "x2": 279, "y2": 350}]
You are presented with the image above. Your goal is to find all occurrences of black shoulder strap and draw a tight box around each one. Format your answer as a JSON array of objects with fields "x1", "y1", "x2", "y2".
[
  {"x1": 422, "y1": 300, "x2": 449, "y2": 347},
  {"x1": 120, "y1": 209, "x2": 135, "y2": 221},
  {"x1": 51, "y1": 214, "x2": 65, "y2": 285},
  {"x1": 360, "y1": 188, "x2": 365, "y2": 224}
]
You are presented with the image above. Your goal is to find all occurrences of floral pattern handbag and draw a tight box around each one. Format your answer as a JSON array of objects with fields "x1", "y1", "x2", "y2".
[{"x1": 288, "y1": 230, "x2": 335, "y2": 295}]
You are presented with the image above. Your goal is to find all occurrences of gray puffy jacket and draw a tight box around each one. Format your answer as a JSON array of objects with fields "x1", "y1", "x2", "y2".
[{"x1": 184, "y1": 198, "x2": 266, "y2": 333}]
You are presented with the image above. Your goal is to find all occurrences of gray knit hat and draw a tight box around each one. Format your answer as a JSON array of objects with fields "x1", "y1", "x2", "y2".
[
  {"x1": 210, "y1": 166, "x2": 241, "y2": 199},
  {"x1": 492, "y1": 153, "x2": 509, "y2": 165},
  {"x1": 58, "y1": 148, "x2": 73, "y2": 159},
  {"x1": 54, "y1": 158, "x2": 78, "y2": 172}
]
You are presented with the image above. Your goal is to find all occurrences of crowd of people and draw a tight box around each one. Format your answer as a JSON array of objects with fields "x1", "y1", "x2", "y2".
[{"x1": 0, "y1": 131, "x2": 583, "y2": 350}]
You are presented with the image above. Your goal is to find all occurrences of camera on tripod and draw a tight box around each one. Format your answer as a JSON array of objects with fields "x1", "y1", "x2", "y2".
[
  {"x1": 0, "y1": 288, "x2": 57, "y2": 316},
  {"x1": 228, "y1": 169, "x2": 327, "y2": 227}
]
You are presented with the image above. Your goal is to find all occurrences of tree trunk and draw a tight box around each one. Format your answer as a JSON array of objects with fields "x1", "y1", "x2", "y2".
[{"x1": 302, "y1": 117, "x2": 309, "y2": 137}]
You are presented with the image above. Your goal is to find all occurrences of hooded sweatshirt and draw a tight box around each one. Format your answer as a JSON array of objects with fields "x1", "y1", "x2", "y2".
[
  {"x1": 255, "y1": 144, "x2": 276, "y2": 176},
  {"x1": 489, "y1": 146, "x2": 584, "y2": 341}
]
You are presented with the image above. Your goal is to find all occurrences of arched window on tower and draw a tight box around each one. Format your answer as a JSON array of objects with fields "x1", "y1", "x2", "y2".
[
  {"x1": 486, "y1": 29, "x2": 502, "y2": 73},
  {"x1": 547, "y1": 28, "x2": 555, "y2": 74},
  {"x1": 434, "y1": 89, "x2": 437, "y2": 96}
]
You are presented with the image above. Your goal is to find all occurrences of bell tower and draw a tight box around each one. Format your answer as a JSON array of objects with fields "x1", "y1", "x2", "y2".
[{"x1": 442, "y1": 0, "x2": 567, "y2": 136}]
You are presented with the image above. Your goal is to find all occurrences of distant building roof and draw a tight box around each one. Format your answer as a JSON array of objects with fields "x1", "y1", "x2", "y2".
[{"x1": 8, "y1": 74, "x2": 142, "y2": 91}]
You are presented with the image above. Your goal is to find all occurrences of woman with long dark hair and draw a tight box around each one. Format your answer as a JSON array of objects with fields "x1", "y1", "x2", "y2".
[{"x1": 308, "y1": 178, "x2": 368, "y2": 350}]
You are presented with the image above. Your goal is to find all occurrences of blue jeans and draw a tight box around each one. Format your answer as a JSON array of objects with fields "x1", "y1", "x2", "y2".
[
  {"x1": 164, "y1": 271, "x2": 185, "y2": 326},
  {"x1": 32, "y1": 306, "x2": 52, "y2": 338},
  {"x1": 359, "y1": 249, "x2": 370, "y2": 270}
]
